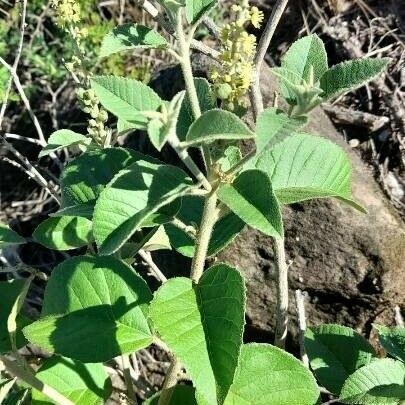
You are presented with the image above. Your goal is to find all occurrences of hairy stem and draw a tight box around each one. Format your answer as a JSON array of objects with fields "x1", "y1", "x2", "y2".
[
  {"x1": 122, "y1": 354, "x2": 138, "y2": 404},
  {"x1": 157, "y1": 358, "x2": 182, "y2": 405}
]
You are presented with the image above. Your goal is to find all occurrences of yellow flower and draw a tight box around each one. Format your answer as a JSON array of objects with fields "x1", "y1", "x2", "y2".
[
  {"x1": 51, "y1": 0, "x2": 81, "y2": 27},
  {"x1": 250, "y1": 6, "x2": 264, "y2": 28}
]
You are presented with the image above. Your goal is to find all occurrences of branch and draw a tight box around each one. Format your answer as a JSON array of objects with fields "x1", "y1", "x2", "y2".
[{"x1": 138, "y1": 250, "x2": 167, "y2": 283}]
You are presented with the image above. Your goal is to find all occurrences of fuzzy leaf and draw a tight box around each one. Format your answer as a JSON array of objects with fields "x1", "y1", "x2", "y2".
[
  {"x1": 150, "y1": 264, "x2": 246, "y2": 405},
  {"x1": 24, "y1": 256, "x2": 153, "y2": 362},
  {"x1": 218, "y1": 170, "x2": 283, "y2": 238},
  {"x1": 255, "y1": 108, "x2": 307, "y2": 156},
  {"x1": 32, "y1": 356, "x2": 111, "y2": 405},
  {"x1": 272, "y1": 67, "x2": 304, "y2": 105},
  {"x1": 340, "y1": 359, "x2": 405, "y2": 404},
  {"x1": 0, "y1": 223, "x2": 25, "y2": 248},
  {"x1": 223, "y1": 344, "x2": 320, "y2": 405},
  {"x1": 93, "y1": 160, "x2": 192, "y2": 255},
  {"x1": 144, "y1": 386, "x2": 197, "y2": 405},
  {"x1": 257, "y1": 133, "x2": 364, "y2": 211},
  {"x1": 304, "y1": 324, "x2": 376, "y2": 395},
  {"x1": 282, "y1": 34, "x2": 328, "y2": 82},
  {"x1": 177, "y1": 78, "x2": 216, "y2": 141},
  {"x1": 374, "y1": 324, "x2": 405, "y2": 362},
  {"x1": 91, "y1": 76, "x2": 162, "y2": 128},
  {"x1": 33, "y1": 216, "x2": 93, "y2": 250},
  {"x1": 185, "y1": 0, "x2": 217, "y2": 23},
  {"x1": 165, "y1": 195, "x2": 244, "y2": 258},
  {"x1": 320, "y1": 58, "x2": 389, "y2": 100},
  {"x1": 99, "y1": 23, "x2": 167, "y2": 58},
  {"x1": 39, "y1": 130, "x2": 90, "y2": 158},
  {"x1": 183, "y1": 109, "x2": 254, "y2": 147}
]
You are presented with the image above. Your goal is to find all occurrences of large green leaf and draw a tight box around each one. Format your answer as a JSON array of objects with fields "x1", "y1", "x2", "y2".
[
  {"x1": 60, "y1": 147, "x2": 145, "y2": 215},
  {"x1": 33, "y1": 216, "x2": 93, "y2": 250},
  {"x1": 340, "y1": 359, "x2": 405, "y2": 405},
  {"x1": 304, "y1": 324, "x2": 376, "y2": 395},
  {"x1": 99, "y1": 23, "x2": 167, "y2": 58},
  {"x1": 0, "y1": 223, "x2": 25, "y2": 248},
  {"x1": 32, "y1": 356, "x2": 111, "y2": 405},
  {"x1": 282, "y1": 34, "x2": 328, "y2": 83},
  {"x1": 223, "y1": 344, "x2": 320, "y2": 405},
  {"x1": 255, "y1": 108, "x2": 307, "y2": 156},
  {"x1": 218, "y1": 170, "x2": 283, "y2": 238},
  {"x1": 24, "y1": 256, "x2": 153, "y2": 362},
  {"x1": 177, "y1": 78, "x2": 216, "y2": 141},
  {"x1": 39, "y1": 130, "x2": 90, "y2": 158},
  {"x1": 185, "y1": 0, "x2": 217, "y2": 23},
  {"x1": 320, "y1": 58, "x2": 389, "y2": 100},
  {"x1": 93, "y1": 160, "x2": 193, "y2": 255},
  {"x1": 0, "y1": 280, "x2": 31, "y2": 352},
  {"x1": 374, "y1": 324, "x2": 405, "y2": 362},
  {"x1": 183, "y1": 109, "x2": 254, "y2": 147},
  {"x1": 91, "y1": 76, "x2": 162, "y2": 128},
  {"x1": 165, "y1": 195, "x2": 244, "y2": 258},
  {"x1": 256, "y1": 132, "x2": 364, "y2": 211},
  {"x1": 144, "y1": 385, "x2": 197, "y2": 405},
  {"x1": 150, "y1": 264, "x2": 246, "y2": 405}
]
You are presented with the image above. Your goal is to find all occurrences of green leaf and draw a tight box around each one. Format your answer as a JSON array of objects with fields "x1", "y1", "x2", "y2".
[
  {"x1": 144, "y1": 385, "x2": 197, "y2": 405},
  {"x1": 282, "y1": 34, "x2": 328, "y2": 82},
  {"x1": 374, "y1": 324, "x2": 405, "y2": 362},
  {"x1": 304, "y1": 324, "x2": 376, "y2": 395},
  {"x1": 32, "y1": 356, "x2": 111, "y2": 405},
  {"x1": 99, "y1": 23, "x2": 167, "y2": 58},
  {"x1": 340, "y1": 359, "x2": 405, "y2": 405},
  {"x1": 0, "y1": 223, "x2": 25, "y2": 248},
  {"x1": 165, "y1": 195, "x2": 244, "y2": 258},
  {"x1": 255, "y1": 108, "x2": 307, "y2": 156},
  {"x1": 256, "y1": 132, "x2": 365, "y2": 212},
  {"x1": 24, "y1": 255, "x2": 153, "y2": 362},
  {"x1": 60, "y1": 147, "x2": 148, "y2": 216},
  {"x1": 93, "y1": 160, "x2": 193, "y2": 255},
  {"x1": 223, "y1": 344, "x2": 320, "y2": 405},
  {"x1": 0, "y1": 280, "x2": 31, "y2": 352},
  {"x1": 218, "y1": 170, "x2": 283, "y2": 238},
  {"x1": 39, "y1": 130, "x2": 90, "y2": 158},
  {"x1": 150, "y1": 264, "x2": 246, "y2": 404},
  {"x1": 177, "y1": 78, "x2": 216, "y2": 142},
  {"x1": 271, "y1": 67, "x2": 304, "y2": 105},
  {"x1": 185, "y1": 0, "x2": 217, "y2": 23},
  {"x1": 0, "y1": 379, "x2": 17, "y2": 403},
  {"x1": 320, "y1": 58, "x2": 390, "y2": 100},
  {"x1": 91, "y1": 76, "x2": 162, "y2": 128},
  {"x1": 33, "y1": 216, "x2": 93, "y2": 250},
  {"x1": 183, "y1": 109, "x2": 254, "y2": 147}
]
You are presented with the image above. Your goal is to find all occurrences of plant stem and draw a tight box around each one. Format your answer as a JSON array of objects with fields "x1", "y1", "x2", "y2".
[
  {"x1": 274, "y1": 237, "x2": 289, "y2": 349},
  {"x1": 122, "y1": 354, "x2": 138, "y2": 404},
  {"x1": 157, "y1": 358, "x2": 182, "y2": 405},
  {"x1": 0, "y1": 354, "x2": 74, "y2": 405}
]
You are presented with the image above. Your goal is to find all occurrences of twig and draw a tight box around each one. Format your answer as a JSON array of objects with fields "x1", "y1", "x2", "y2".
[
  {"x1": 138, "y1": 250, "x2": 167, "y2": 283},
  {"x1": 157, "y1": 358, "x2": 182, "y2": 405},
  {"x1": 295, "y1": 289, "x2": 309, "y2": 367},
  {"x1": 121, "y1": 354, "x2": 138, "y2": 404},
  {"x1": 171, "y1": 217, "x2": 197, "y2": 240},
  {"x1": 394, "y1": 305, "x2": 404, "y2": 327}
]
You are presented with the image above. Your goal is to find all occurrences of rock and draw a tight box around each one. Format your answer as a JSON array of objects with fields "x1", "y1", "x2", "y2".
[{"x1": 218, "y1": 65, "x2": 405, "y2": 349}]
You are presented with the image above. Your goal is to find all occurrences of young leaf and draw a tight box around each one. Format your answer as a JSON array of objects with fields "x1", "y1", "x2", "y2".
[
  {"x1": 150, "y1": 264, "x2": 246, "y2": 404},
  {"x1": 93, "y1": 160, "x2": 193, "y2": 255},
  {"x1": 218, "y1": 170, "x2": 283, "y2": 238},
  {"x1": 32, "y1": 356, "x2": 111, "y2": 405},
  {"x1": 340, "y1": 359, "x2": 405, "y2": 404},
  {"x1": 271, "y1": 67, "x2": 304, "y2": 105},
  {"x1": 165, "y1": 195, "x2": 244, "y2": 258},
  {"x1": 183, "y1": 109, "x2": 254, "y2": 147},
  {"x1": 0, "y1": 223, "x2": 25, "y2": 248},
  {"x1": 38, "y1": 130, "x2": 90, "y2": 158},
  {"x1": 304, "y1": 324, "x2": 376, "y2": 395},
  {"x1": 60, "y1": 147, "x2": 148, "y2": 216},
  {"x1": 33, "y1": 216, "x2": 93, "y2": 251},
  {"x1": 185, "y1": 0, "x2": 217, "y2": 24},
  {"x1": 99, "y1": 23, "x2": 167, "y2": 58},
  {"x1": 24, "y1": 255, "x2": 153, "y2": 362},
  {"x1": 374, "y1": 324, "x2": 405, "y2": 362},
  {"x1": 177, "y1": 78, "x2": 216, "y2": 141},
  {"x1": 91, "y1": 76, "x2": 162, "y2": 128},
  {"x1": 223, "y1": 344, "x2": 320, "y2": 405},
  {"x1": 0, "y1": 280, "x2": 31, "y2": 352},
  {"x1": 282, "y1": 34, "x2": 328, "y2": 83},
  {"x1": 256, "y1": 133, "x2": 365, "y2": 212},
  {"x1": 255, "y1": 108, "x2": 307, "y2": 156},
  {"x1": 320, "y1": 58, "x2": 390, "y2": 100},
  {"x1": 144, "y1": 385, "x2": 197, "y2": 405}
]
